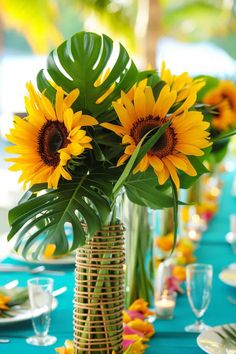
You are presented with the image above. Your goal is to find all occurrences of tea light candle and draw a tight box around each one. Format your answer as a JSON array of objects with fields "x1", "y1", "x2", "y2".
[
  {"x1": 155, "y1": 292, "x2": 176, "y2": 319},
  {"x1": 188, "y1": 229, "x2": 202, "y2": 242}
]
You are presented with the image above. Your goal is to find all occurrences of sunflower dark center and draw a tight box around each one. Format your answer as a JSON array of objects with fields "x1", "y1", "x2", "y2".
[
  {"x1": 221, "y1": 93, "x2": 233, "y2": 109},
  {"x1": 130, "y1": 116, "x2": 176, "y2": 158},
  {"x1": 38, "y1": 121, "x2": 68, "y2": 166}
]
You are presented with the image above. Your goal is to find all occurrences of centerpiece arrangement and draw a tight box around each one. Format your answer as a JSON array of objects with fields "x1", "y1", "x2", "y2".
[{"x1": 6, "y1": 31, "x2": 212, "y2": 353}]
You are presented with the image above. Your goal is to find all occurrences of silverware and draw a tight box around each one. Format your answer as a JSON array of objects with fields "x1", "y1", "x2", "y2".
[
  {"x1": 52, "y1": 286, "x2": 67, "y2": 297},
  {"x1": 0, "y1": 264, "x2": 65, "y2": 276},
  {"x1": 0, "y1": 339, "x2": 10, "y2": 343},
  {"x1": 3, "y1": 280, "x2": 19, "y2": 289}
]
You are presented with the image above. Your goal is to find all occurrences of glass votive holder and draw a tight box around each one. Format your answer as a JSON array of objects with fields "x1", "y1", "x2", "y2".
[
  {"x1": 154, "y1": 291, "x2": 177, "y2": 320},
  {"x1": 188, "y1": 228, "x2": 202, "y2": 242}
]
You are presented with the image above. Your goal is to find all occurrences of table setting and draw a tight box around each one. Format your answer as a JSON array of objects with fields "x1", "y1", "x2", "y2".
[
  {"x1": 0, "y1": 30, "x2": 236, "y2": 354},
  {"x1": 0, "y1": 173, "x2": 235, "y2": 353}
]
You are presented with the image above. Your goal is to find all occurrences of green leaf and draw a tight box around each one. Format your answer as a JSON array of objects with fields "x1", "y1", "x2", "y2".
[
  {"x1": 213, "y1": 129, "x2": 236, "y2": 142},
  {"x1": 124, "y1": 168, "x2": 175, "y2": 209},
  {"x1": 37, "y1": 31, "x2": 138, "y2": 118},
  {"x1": 112, "y1": 120, "x2": 172, "y2": 196},
  {"x1": 180, "y1": 156, "x2": 209, "y2": 189},
  {"x1": 170, "y1": 179, "x2": 178, "y2": 254},
  {"x1": 196, "y1": 75, "x2": 219, "y2": 101},
  {"x1": 7, "y1": 173, "x2": 113, "y2": 257}
]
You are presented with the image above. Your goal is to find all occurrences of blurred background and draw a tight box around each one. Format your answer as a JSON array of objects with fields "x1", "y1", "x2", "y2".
[{"x1": 1, "y1": 0, "x2": 236, "y2": 235}]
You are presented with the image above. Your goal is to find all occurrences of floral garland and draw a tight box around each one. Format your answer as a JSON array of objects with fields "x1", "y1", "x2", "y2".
[{"x1": 55, "y1": 299, "x2": 154, "y2": 354}]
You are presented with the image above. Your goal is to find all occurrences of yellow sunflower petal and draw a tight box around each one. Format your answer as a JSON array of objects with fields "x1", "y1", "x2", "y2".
[
  {"x1": 121, "y1": 91, "x2": 137, "y2": 123},
  {"x1": 138, "y1": 154, "x2": 149, "y2": 172},
  {"x1": 122, "y1": 135, "x2": 135, "y2": 145},
  {"x1": 148, "y1": 155, "x2": 164, "y2": 172},
  {"x1": 145, "y1": 86, "x2": 155, "y2": 116},
  {"x1": 41, "y1": 95, "x2": 56, "y2": 120},
  {"x1": 180, "y1": 155, "x2": 197, "y2": 176},
  {"x1": 158, "y1": 90, "x2": 177, "y2": 118},
  {"x1": 124, "y1": 145, "x2": 136, "y2": 155},
  {"x1": 55, "y1": 87, "x2": 65, "y2": 121},
  {"x1": 64, "y1": 108, "x2": 74, "y2": 132},
  {"x1": 155, "y1": 165, "x2": 169, "y2": 185},
  {"x1": 113, "y1": 101, "x2": 133, "y2": 130},
  {"x1": 101, "y1": 122, "x2": 127, "y2": 137},
  {"x1": 134, "y1": 86, "x2": 146, "y2": 118},
  {"x1": 64, "y1": 88, "x2": 80, "y2": 107},
  {"x1": 77, "y1": 114, "x2": 98, "y2": 126},
  {"x1": 166, "y1": 155, "x2": 187, "y2": 171},
  {"x1": 117, "y1": 154, "x2": 130, "y2": 166},
  {"x1": 175, "y1": 143, "x2": 204, "y2": 156},
  {"x1": 152, "y1": 85, "x2": 171, "y2": 117},
  {"x1": 163, "y1": 157, "x2": 180, "y2": 189},
  {"x1": 173, "y1": 93, "x2": 197, "y2": 115},
  {"x1": 59, "y1": 166, "x2": 72, "y2": 180}
]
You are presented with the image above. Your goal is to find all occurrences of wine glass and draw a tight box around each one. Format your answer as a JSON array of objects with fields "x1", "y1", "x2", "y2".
[
  {"x1": 185, "y1": 263, "x2": 213, "y2": 333},
  {"x1": 26, "y1": 277, "x2": 57, "y2": 346}
]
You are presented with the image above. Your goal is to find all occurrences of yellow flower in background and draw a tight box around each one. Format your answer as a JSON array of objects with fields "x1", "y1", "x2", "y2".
[
  {"x1": 156, "y1": 233, "x2": 174, "y2": 252},
  {"x1": 176, "y1": 238, "x2": 196, "y2": 264},
  {"x1": 128, "y1": 299, "x2": 151, "y2": 317},
  {"x1": 43, "y1": 244, "x2": 56, "y2": 258},
  {"x1": 161, "y1": 62, "x2": 205, "y2": 102},
  {"x1": 102, "y1": 83, "x2": 211, "y2": 189},
  {"x1": 123, "y1": 310, "x2": 132, "y2": 324},
  {"x1": 203, "y1": 80, "x2": 236, "y2": 131},
  {"x1": 55, "y1": 340, "x2": 74, "y2": 354},
  {"x1": 6, "y1": 83, "x2": 98, "y2": 189},
  {"x1": 0, "y1": 293, "x2": 10, "y2": 311},
  {"x1": 172, "y1": 265, "x2": 186, "y2": 282},
  {"x1": 123, "y1": 336, "x2": 147, "y2": 354},
  {"x1": 127, "y1": 319, "x2": 154, "y2": 338}
]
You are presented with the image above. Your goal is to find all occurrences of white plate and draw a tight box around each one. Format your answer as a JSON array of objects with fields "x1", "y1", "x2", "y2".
[
  {"x1": 197, "y1": 324, "x2": 236, "y2": 354},
  {"x1": 219, "y1": 268, "x2": 236, "y2": 287},
  {"x1": 0, "y1": 287, "x2": 58, "y2": 325},
  {"x1": 10, "y1": 251, "x2": 75, "y2": 265}
]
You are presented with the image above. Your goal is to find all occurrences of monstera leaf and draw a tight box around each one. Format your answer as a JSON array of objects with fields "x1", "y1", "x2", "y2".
[
  {"x1": 7, "y1": 173, "x2": 113, "y2": 258},
  {"x1": 37, "y1": 31, "x2": 138, "y2": 118}
]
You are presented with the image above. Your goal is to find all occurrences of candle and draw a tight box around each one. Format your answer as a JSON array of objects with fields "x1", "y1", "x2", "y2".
[
  {"x1": 155, "y1": 292, "x2": 176, "y2": 319},
  {"x1": 188, "y1": 229, "x2": 202, "y2": 242}
]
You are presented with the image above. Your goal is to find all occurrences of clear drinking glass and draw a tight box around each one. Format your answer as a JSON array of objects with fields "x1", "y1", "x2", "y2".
[
  {"x1": 26, "y1": 277, "x2": 57, "y2": 346},
  {"x1": 185, "y1": 263, "x2": 213, "y2": 333}
]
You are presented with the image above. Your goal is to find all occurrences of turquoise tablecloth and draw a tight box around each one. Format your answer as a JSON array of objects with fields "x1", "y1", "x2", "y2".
[{"x1": 1, "y1": 172, "x2": 236, "y2": 354}]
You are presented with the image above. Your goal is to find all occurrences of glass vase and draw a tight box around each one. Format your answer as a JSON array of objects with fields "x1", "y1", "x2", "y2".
[{"x1": 123, "y1": 197, "x2": 155, "y2": 307}]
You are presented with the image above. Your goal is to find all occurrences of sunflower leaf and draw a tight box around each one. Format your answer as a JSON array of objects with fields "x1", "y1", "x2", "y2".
[{"x1": 37, "y1": 32, "x2": 138, "y2": 118}]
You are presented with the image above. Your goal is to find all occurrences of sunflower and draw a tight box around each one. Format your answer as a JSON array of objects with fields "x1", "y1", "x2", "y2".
[
  {"x1": 102, "y1": 84, "x2": 211, "y2": 189},
  {"x1": 161, "y1": 61, "x2": 205, "y2": 102},
  {"x1": 6, "y1": 83, "x2": 98, "y2": 189},
  {"x1": 203, "y1": 80, "x2": 236, "y2": 131}
]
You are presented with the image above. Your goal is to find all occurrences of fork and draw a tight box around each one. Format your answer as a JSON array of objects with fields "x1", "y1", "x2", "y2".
[{"x1": 0, "y1": 339, "x2": 10, "y2": 343}]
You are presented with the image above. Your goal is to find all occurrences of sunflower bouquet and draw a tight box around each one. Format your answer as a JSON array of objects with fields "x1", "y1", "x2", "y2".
[
  {"x1": 6, "y1": 32, "x2": 213, "y2": 353},
  {"x1": 197, "y1": 76, "x2": 236, "y2": 167}
]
